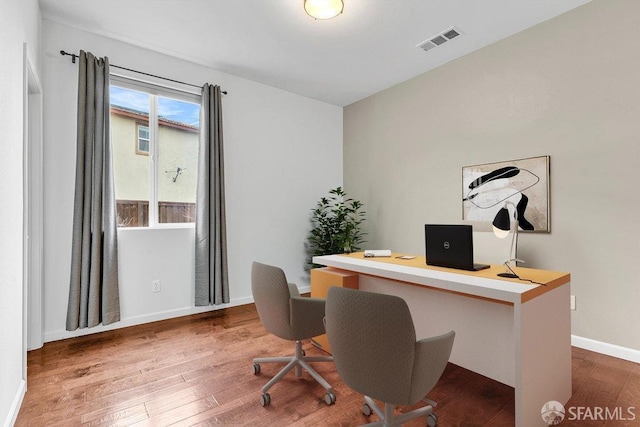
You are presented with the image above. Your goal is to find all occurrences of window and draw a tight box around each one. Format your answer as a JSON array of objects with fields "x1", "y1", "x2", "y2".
[
  {"x1": 136, "y1": 124, "x2": 150, "y2": 154},
  {"x1": 110, "y1": 79, "x2": 201, "y2": 227}
]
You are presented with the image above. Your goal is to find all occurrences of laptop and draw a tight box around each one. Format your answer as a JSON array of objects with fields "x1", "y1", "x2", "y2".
[{"x1": 425, "y1": 224, "x2": 490, "y2": 271}]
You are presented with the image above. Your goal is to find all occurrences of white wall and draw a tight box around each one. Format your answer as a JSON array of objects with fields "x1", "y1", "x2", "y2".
[
  {"x1": 0, "y1": 0, "x2": 41, "y2": 424},
  {"x1": 42, "y1": 20, "x2": 343, "y2": 341},
  {"x1": 344, "y1": 0, "x2": 640, "y2": 352}
]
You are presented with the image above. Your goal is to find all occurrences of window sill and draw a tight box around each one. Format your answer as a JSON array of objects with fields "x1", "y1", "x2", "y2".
[{"x1": 117, "y1": 223, "x2": 195, "y2": 232}]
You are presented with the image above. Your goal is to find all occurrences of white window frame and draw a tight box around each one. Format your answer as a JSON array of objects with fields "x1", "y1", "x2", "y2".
[
  {"x1": 136, "y1": 123, "x2": 150, "y2": 155},
  {"x1": 110, "y1": 74, "x2": 201, "y2": 228}
]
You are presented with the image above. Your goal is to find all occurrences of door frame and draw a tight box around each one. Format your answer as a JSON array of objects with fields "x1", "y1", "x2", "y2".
[{"x1": 23, "y1": 43, "x2": 44, "y2": 361}]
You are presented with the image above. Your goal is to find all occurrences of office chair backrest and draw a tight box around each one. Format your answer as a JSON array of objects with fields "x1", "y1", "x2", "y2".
[
  {"x1": 326, "y1": 287, "x2": 417, "y2": 404},
  {"x1": 251, "y1": 262, "x2": 293, "y2": 340}
]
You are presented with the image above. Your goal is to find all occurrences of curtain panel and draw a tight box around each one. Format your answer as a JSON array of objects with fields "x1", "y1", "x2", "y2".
[
  {"x1": 195, "y1": 84, "x2": 229, "y2": 306},
  {"x1": 66, "y1": 51, "x2": 120, "y2": 330}
]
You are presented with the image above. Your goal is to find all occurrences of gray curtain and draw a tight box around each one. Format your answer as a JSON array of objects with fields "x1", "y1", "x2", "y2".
[
  {"x1": 195, "y1": 84, "x2": 229, "y2": 306},
  {"x1": 66, "y1": 51, "x2": 120, "y2": 330}
]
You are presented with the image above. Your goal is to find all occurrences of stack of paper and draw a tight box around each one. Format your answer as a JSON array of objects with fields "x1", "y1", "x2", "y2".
[{"x1": 363, "y1": 249, "x2": 392, "y2": 258}]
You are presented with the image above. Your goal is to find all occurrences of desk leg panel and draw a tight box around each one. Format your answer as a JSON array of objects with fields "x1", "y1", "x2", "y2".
[
  {"x1": 515, "y1": 283, "x2": 572, "y2": 427},
  {"x1": 359, "y1": 275, "x2": 516, "y2": 387},
  {"x1": 310, "y1": 268, "x2": 359, "y2": 353}
]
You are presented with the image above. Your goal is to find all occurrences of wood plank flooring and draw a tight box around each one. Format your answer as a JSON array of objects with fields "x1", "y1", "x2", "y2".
[{"x1": 16, "y1": 304, "x2": 639, "y2": 426}]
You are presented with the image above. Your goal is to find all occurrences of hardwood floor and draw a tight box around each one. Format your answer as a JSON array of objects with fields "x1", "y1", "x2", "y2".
[{"x1": 16, "y1": 304, "x2": 639, "y2": 426}]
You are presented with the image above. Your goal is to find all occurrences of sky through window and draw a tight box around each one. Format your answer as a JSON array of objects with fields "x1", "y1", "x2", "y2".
[{"x1": 110, "y1": 86, "x2": 200, "y2": 127}]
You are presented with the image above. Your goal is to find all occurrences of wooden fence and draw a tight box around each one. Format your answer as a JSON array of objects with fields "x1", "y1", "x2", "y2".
[{"x1": 116, "y1": 200, "x2": 196, "y2": 227}]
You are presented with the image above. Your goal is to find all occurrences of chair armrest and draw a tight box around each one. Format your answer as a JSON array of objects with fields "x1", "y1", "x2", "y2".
[
  {"x1": 288, "y1": 283, "x2": 300, "y2": 298},
  {"x1": 409, "y1": 330, "x2": 455, "y2": 403},
  {"x1": 290, "y1": 296, "x2": 327, "y2": 339}
]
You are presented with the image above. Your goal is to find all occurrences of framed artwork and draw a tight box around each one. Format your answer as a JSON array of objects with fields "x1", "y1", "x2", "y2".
[{"x1": 462, "y1": 155, "x2": 550, "y2": 233}]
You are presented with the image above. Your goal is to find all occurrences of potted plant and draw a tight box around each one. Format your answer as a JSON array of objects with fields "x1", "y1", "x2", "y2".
[{"x1": 307, "y1": 187, "x2": 366, "y2": 268}]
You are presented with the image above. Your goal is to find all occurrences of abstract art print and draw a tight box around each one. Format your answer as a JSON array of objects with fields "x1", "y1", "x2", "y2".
[{"x1": 462, "y1": 156, "x2": 550, "y2": 232}]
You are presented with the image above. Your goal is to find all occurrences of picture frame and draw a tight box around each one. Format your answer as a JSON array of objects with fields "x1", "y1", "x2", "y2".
[{"x1": 462, "y1": 155, "x2": 550, "y2": 233}]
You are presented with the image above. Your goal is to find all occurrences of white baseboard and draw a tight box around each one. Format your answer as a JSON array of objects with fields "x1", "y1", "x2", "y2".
[
  {"x1": 44, "y1": 296, "x2": 254, "y2": 343},
  {"x1": 572, "y1": 335, "x2": 640, "y2": 364},
  {"x1": 4, "y1": 379, "x2": 25, "y2": 427}
]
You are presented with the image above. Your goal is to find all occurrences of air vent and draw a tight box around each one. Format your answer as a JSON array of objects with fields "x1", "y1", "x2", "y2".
[
  {"x1": 443, "y1": 28, "x2": 460, "y2": 40},
  {"x1": 417, "y1": 27, "x2": 463, "y2": 53},
  {"x1": 431, "y1": 35, "x2": 447, "y2": 46}
]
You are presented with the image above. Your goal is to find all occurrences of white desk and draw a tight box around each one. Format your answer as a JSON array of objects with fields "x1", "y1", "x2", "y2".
[{"x1": 313, "y1": 253, "x2": 571, "y2": 427}]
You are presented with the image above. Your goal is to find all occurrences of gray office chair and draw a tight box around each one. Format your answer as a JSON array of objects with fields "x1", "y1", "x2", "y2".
[
  {"x1": 251, "y1": 261, "x2": 336, "y2": 407},
  {"x1": 325, "y1": 287, "x2": 455, "y2": 427}
]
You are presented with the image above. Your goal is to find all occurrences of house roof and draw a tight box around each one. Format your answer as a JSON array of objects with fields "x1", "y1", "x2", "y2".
[{"x1": 111, "y1": 105, "x2": 199, "y2": 133}]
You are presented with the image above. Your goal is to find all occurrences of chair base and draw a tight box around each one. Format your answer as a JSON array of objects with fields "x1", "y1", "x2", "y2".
[
  {"x1": 253, "y1": 340, "x2": 335, "y2": 405},
  {"x1": 360, "y1": 396, "x2": 439, "y2": 427}
]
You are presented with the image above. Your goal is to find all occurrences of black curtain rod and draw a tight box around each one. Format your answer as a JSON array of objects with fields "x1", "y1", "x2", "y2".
[{"x1": 60, "y1": 50, "x2": 227, "y2": 95}]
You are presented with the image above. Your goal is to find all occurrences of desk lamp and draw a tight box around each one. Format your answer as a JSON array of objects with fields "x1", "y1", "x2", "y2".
[{"x1": 492, "y1": 201, "x2": 524, "y2": 278}]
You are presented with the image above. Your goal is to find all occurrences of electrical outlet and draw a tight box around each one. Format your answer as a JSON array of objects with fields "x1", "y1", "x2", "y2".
[
  {"x1": 570, "y1": 295, "x2": 576, "y2": 310},
  {"x1": 152, "y1": 280, "x2": 161, "y2": 293}
]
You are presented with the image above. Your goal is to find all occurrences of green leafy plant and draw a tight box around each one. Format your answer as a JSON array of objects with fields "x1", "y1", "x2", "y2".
[{"x1": 307, "y1": 187, "x2": 366, "y2": 267}]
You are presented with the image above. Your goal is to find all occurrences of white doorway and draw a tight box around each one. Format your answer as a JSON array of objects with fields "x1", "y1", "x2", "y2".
[{"x1": 23, "y1": 43, "x2": 44, "y2": 364}]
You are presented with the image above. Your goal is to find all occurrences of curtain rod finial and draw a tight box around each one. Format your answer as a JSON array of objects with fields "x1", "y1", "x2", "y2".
[{"x1": 60, "y1": 50, "x2": 77, "y2": 63}]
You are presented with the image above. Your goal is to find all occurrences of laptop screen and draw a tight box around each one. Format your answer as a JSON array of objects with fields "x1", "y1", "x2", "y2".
[{"x1": 425, "y1": 224, "x2": 488, "y2": 271}]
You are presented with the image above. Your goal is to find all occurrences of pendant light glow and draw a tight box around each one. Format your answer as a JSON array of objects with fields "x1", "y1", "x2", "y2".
[{"x1": 304, "y1": 0, "x2": 344, "y2": 20}]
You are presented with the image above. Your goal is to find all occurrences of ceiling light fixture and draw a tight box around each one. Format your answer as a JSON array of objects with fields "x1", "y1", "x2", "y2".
[{"x1": 304, "y1": 0, "x2": 344, "y2": 20}]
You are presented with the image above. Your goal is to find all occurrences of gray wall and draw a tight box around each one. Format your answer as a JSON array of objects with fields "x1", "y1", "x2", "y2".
[{"x1": 344, "y1": 0, "x2": 640, "y2": 350}]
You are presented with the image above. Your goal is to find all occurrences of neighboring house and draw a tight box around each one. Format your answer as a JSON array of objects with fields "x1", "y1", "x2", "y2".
[{"x1": 110, "y1": 105, "x2": 199, "y2": 226}]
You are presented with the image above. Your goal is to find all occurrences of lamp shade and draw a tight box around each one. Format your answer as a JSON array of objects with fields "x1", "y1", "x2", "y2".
[
  {"x1": 492, "y1": 207, "x2": 511, "y2": 239},
  {"x1": 304, "y1": 0, "x2": 344, "y2": 20}
]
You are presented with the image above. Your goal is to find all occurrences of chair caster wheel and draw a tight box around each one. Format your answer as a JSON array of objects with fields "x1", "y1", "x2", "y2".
[
  {"x1": 324, "y1": 391, "x2": 336, "y2": 405},
  {"x1": 260, "y1": 392, "x2": 271, "y2": 407},
  {"x1": 427, "y1": 412, "x2": 438, "y2": 427},
  {"x1": 253, "y1": 363, "x2": 260, "y2": 375},
  {"x1": 362, "y1": 403, "x2": 372, "y2": 416}
]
